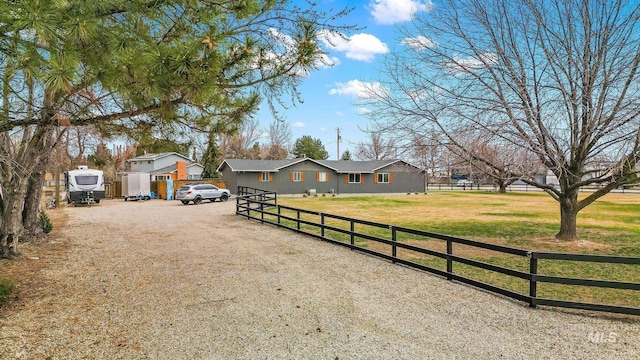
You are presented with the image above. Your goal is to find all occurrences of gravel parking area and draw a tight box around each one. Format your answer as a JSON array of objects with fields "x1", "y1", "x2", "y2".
[{"x1": 1, "y1": 198, "x2": 639, "y2": 359}]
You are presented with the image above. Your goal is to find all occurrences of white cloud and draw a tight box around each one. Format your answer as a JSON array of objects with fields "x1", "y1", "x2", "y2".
[
  {"x1": 335, "y1": 111, "x2": 345, "y2": 117},
  {"x1": 446, "y1": 52, "x2": 498, "y2": 74},
  {"x1": 292, "y1": 121, "x2": 305, "y2": 127},
  {"x1": 329, "y1": 80, "x2": 389, "y2": 100},
  {"x1": 262, "y1": 28, "x2": 340, "y2": 77},
  {"x1": 401, "y1": 36, "x2": 437, "y2": 49},
  {"x1": 319, "y1": 31, "x2": 388, "y2": 63},
  {"x1": 317, "y1": 54, "x2": 341, "y2": 68},
  {"x1": 356, "y1": 107, "x2": 372, "y2": 114},
  {"x1": 370, "y1": 0, "x2": 434, "y2": 25}
]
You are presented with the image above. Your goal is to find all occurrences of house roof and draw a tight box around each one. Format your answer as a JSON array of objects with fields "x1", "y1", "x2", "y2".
[
  {"x1": 218, "y1": 158, "x2": 424, "y2": 173},
  {"x1": 127, "y1": 152, "x2": 193, "y2": 163},
  {"x1": 150, "y1": 162, "x2": 204, "y2": 174},
  {"x1": 217, "y1": 159, "x2": 298, "y2": 172}
]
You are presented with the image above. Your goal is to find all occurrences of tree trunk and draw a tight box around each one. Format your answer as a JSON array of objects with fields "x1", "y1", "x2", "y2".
[
  {"x1": 556, "y1": 190, "x2": 579, "y2": 240},
  {"x1": 22, "y1": 125, "x2": 55, "y2": 237},
  {"x1": 0, "y1": 176, "x2": 28, "y2": 258},
  {"x1": 22, "y1": 167, "x2": 47, "y2": 237}
]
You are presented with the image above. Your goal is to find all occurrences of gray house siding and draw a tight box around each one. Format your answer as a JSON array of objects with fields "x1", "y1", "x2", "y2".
[
  {"x1": 377, "y1": 162, "x2": 425, "y2": 193},
  {"x1": 129, "y1": 153, "x2": 192, "y2": 173},
  {"x1": 130, "y1": 161, "x2": 155, "y2": 173},
  {"x1": 221, "y1": 159, "x2": 425, "y2": 195},
  {"x1": 221, "y1": 166, "x2": 239, "y2": 193},
  {"x1": 337, "y1": 163, "x2": 425, "y2": 194},
  {"x1": 234, "y1": 162, "x2": 337, "y2": 195}
]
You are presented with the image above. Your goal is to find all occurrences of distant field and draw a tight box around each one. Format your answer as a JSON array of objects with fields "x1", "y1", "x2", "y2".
[{"x1": 276, "y1": 191, "x2": 640, "y2": 308}]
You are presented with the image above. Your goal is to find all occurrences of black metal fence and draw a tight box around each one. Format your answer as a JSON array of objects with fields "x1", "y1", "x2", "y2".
[
  {"x1": 426, "y1": 182, "x2": 640, "y2": 194},
  {"x1": 236, "y1": 187, "x2": 640, "y2": 316}
]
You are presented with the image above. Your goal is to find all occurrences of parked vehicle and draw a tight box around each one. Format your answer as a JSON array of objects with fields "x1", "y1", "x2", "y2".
[
  {"x1": 176, "y1": 184, "x2": 230, "y2": 205},
  {"x1": 456, "y1": 179, "x2": 473, "y2": 187},
  {"x1": 65, "y1": 166, "x2": 105, "y2": 205}
]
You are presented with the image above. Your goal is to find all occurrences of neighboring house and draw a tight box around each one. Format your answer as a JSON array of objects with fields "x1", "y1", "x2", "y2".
[
  {"x1": 128, "y1": 152, "x2": 204, "y2": 180},
  {"x1": 217, "y1": 158, "x2": 426, "y2": 194}
]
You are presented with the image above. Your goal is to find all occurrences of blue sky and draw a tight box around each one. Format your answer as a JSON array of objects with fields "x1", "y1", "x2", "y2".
[{"x1": 256, "y1": 0, "x2": 434, "y2": 159}]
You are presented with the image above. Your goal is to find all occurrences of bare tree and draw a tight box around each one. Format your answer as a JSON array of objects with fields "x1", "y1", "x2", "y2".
[
  {"x1": 261, "y1": 120, "x2": 292, "y2": 159},
  {"x1": 268, "y1": 120, "x2": 292, "y2": 149},
  {"x1": 355, "y1": 132, "x2": 396, "y2": 160},
  {"x1": 449, "y1": 139, "x2": 539, "y2": 193},
  {"x1": 411, "y1": 133, "x2": 446, "y2": 183},
  {"x1": 366, "y1": 0, "x2": 640, "y2": 240}
]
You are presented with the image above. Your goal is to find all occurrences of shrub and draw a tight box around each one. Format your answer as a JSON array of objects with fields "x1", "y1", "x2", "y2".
[
  {"x1": 332, "y1": 193, "x2": 336, "y2": 197},
  {"x1": 407, "y1": 192, "x2": 411, "y2": 195},
  {"x1": 0, "y1": 278, "x2": 14, "y2": 305},
  {"x1": 303, "y1": 193, "x2": 308, "y2": 198},
  {"x1": 322, "y1": 193, "x2": 326, "y2": 197},
  {"x1": 415, "y1": 192, "x2": 419, "y2": 195},
  {"x1": 314, "y1": 193, "x2": 318, "y2": 197},
  {"x1": 41, "y1": 210, "x2": 53, "y2": 234}
]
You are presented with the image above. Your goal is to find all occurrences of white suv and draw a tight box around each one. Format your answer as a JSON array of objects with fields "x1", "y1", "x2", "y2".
[{"x1": 176, "y1": 184, "x2": 230, "y2": 205}]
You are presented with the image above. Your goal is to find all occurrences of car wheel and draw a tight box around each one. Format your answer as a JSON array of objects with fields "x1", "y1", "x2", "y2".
[
  {"x1": 220, "y1": 193, "x2": 229, "y2": 202},
  {"x1": 95, "y1": 199, "x2": 100, "y2": 204},
  {"x1": 193, "y1": 196, "x2": 202, "y2": 205},
  {"x1": 181, "y1": 200, "x2": 189, "y2": 205}
]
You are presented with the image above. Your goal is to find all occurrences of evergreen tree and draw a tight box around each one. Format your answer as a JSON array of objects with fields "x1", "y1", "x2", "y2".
[
  {"x1": 0, "y1": 0, "x2": 353, "y2": 257},
  {"x1": 291, "y1": 136, "x2": 329, "y2": 160}
]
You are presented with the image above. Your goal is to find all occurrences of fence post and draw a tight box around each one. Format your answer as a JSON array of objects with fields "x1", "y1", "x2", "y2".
[
  {"x1": 391, "y1": 226, "x2": 396, "y2": 263},
  {"x1": 321, "y1": 213, "x2": 325, "y2": 238},
  {"x1": 260, "y1": 201, "x2": 264, "y2": 223},
  {"x1": 277, "y1": 206, "x2": 281, "y2": 225},
  {"x1": 446, "y1": 239, "x2": 453, "y2": 280},
  {"x1": 528, "y1": 252, "x2": 537, "y2": 308},
  {"x1": 297, "y1": 209, "x2": 300, "y2": 230},
  {"x1": 350, "y1": 220, "x2": 355, "y2": 247}
]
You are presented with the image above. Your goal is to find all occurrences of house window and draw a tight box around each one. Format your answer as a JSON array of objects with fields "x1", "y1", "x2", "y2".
[
  {"x1": 291, "y1": 171, "x2": 303, "y2": 182},
  {"x1": 317, "y1": 171, "x2": 328, "y2": 182},
  {"x1": 348, "y1": 173, "x2": 361, "y2": 183},
  {"x1": 260, "y1": 172, "x2": 272, "y2": 182},
  {"x1": 147, "y1": 161, "x2": 151, "y2": 164},
  {"x1": 377, "y1": 173, "x2": 390, "y2": 183}
]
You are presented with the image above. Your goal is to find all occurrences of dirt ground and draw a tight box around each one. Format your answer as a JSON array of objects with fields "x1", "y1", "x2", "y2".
[{"x1": 1, "y1": 198, "x2": 639, "y2": 359}]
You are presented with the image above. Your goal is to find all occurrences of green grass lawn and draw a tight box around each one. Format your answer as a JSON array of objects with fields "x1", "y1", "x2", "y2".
[{"x1": 272, "y1": 191, "x2": 640, "y2": 309}]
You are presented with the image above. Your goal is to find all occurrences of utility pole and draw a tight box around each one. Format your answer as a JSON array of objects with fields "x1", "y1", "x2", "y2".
[{"x1": 336, "y1": 127, "x2": 341, "y2": 160}]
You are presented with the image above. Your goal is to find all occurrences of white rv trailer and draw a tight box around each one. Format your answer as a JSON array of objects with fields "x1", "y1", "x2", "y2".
[{"x1": 64, "y1": 166, "x2": 105, "y2": 205}]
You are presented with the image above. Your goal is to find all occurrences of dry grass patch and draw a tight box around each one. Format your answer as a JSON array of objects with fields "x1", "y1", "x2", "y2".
[{"x1": 0, "y1": 208, "x2": 70, "y2": 310}]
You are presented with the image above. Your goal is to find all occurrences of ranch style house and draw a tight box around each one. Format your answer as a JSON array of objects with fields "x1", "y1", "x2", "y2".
[{"x1": 217, "y1": 158, "x2": 426, "y2": 195}]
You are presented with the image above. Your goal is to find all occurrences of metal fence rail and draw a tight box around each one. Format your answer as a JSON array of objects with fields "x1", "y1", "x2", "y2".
[{"x1": 236, "y1": 187, "x2": 640, "y2": 316}]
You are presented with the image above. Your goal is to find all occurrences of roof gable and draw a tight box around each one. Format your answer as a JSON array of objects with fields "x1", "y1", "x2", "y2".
[
  {"x1": 218, "y1": 158, "x2": 424, "y2": 173},
  {"x1": 128, "y1": 152, "x2": 192, "y2": 163}
]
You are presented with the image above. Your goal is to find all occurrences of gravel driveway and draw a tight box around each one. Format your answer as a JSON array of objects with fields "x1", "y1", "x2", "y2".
[{"x1": 1, "y1": 199, "x2": 639, "y2": 359}]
